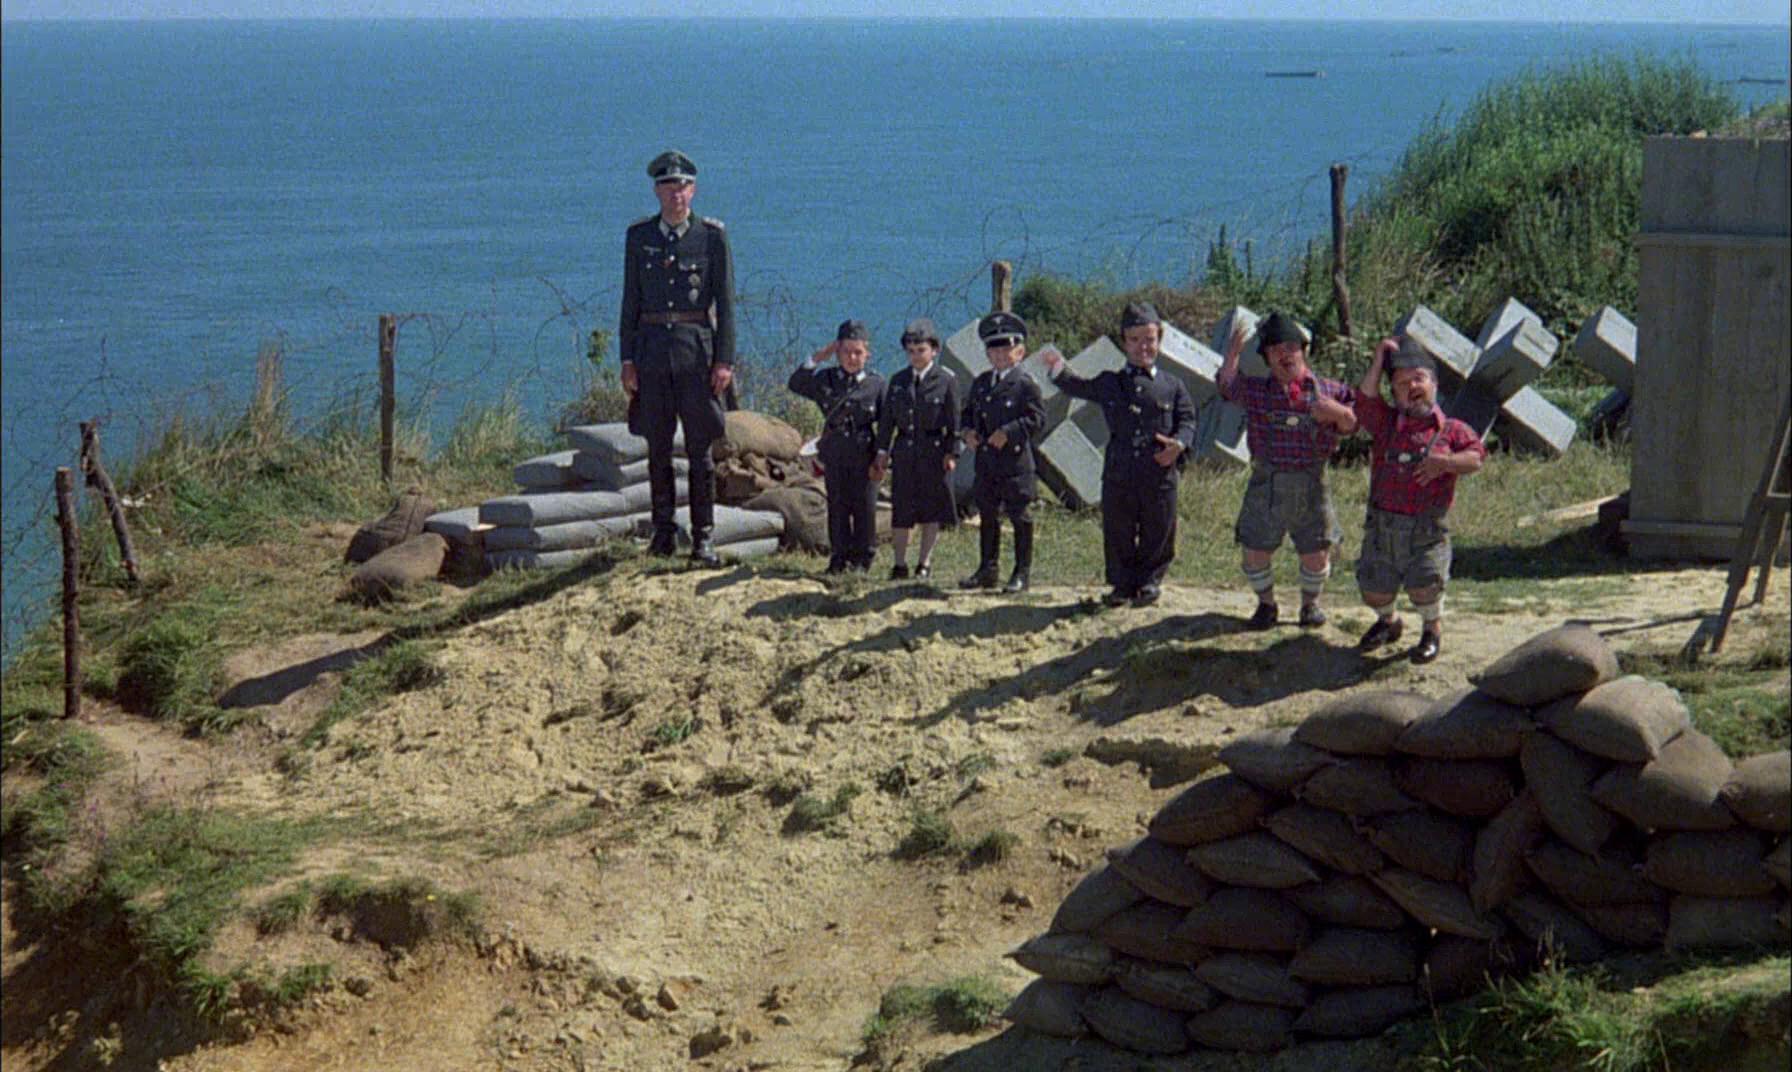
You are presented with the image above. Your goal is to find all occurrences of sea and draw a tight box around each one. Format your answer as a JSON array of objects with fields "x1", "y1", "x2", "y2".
[{"x1": 2, "y1": 16, "x2": 1787, "y2": 652}]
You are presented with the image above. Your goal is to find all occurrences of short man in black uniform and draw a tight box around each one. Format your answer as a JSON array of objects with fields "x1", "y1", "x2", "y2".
[
  {"x1": 875, "y1": 318, "x2": 961, "y2": 580},
  {"x1": 959, "y1": 311, "x2": 1046, "y2": 593},
  {"x1": 1042, "y1": 301, "x2": 1198, "y2": 607},
  {"x1": 789, "y1": 320, "x2": 886, "y2": 574},
  {"x1": 618, "y1": 150, "x2": 735, "y2": 566}
]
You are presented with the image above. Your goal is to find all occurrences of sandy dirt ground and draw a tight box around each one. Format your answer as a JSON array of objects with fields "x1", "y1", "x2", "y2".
[{"x1": 3, "y1": 558, "x2": 1785, "y2": 1072}]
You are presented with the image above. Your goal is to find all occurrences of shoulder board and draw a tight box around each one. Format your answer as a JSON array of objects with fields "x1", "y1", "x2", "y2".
[
  {"x1": 630, "y1": 214, "x2": 657, "y2": 228},
  {"x1": 701, "y1": 216, "x2": 725, "y2": 229}
]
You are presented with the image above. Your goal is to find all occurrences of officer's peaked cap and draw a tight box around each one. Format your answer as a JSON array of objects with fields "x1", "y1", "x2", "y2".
[
  {"x1": 648, "y1": 150, "x2": 697, "y2": 184},
  {"x1": 978, "y1": 311, "x2": 1028, "y2": 347}
]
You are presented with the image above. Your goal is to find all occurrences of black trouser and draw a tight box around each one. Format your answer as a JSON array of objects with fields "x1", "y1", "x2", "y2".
[
  {"x1": 822, "y1": 448, "x2": 878, "y2": 568},
  {"x1": 1102, "y1": 469, "x2": 1178, "y2": 592},
  {"x1": 974, "y1": 484, "x2": 1034, "y2": 573},
  {"x1": 635, "y1": 326, "x2": 723, "y2": 542}
]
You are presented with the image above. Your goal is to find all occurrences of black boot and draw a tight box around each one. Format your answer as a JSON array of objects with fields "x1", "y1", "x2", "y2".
[
  {"x1": 960, "y1": 515, "x2": 1001, "y2": 589},
  {"x1": 1004, "y1": 517, "x2": 1032, "y2": 593},
  {"x1": 689, "y1": 529, "x2": 721, "y2": 567}
]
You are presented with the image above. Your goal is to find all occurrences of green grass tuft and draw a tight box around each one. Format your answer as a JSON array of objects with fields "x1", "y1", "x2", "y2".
[
  {"x1": 895, "y1": 809, "x2": 958, "y2": 860},
  {"x1": 302, "y1": 639, "x2": 442, "y2": 748},
  {"x1": 861, "y1": 976, "x2": 1008, "y2": 1056},
  {"x1": 783, "y1": 782, "x2": 862, "y2": 835},
  {"x1": 963, "y1": 830, "x2": 1020, "y2": 868}
]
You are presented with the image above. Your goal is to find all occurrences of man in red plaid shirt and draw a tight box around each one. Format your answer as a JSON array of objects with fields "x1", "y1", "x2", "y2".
[
  {"x1": 1352, "y1": 335, "x2": 1487, "y2": 663},
  {"x1": 1219, "y1": 312, "x2": 1357, "y2": 630}
]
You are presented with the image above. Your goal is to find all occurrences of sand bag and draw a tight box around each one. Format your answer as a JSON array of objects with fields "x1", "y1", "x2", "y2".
[
  {"x1": 1148, "y1": 773, "x2": 1275, "y2": 846},
  {"x1": 1293, "y1": 985, "x2": 1426, "y2": 1038},
  {"x1": 485, "y1": 548, "x2": 606, "y2": 571},
  {"x1": 619, "y1": 478, "x2": 689, "y2": 513},
  {"x1": 1294, "y1": 690, "x2": 1431, "y2": 756},
  {"x1": 1538, "y1": 675, "x2": 1690, "y2": 764},
  {"x1": 1396, "y1": 758, "x2": 1517, "y2": 818},
  {"x1": 1371, "y1": 869, "x2": 1501, "y2": 939},
  {"x1": 1722, "y1": 750, "x2": 1791, "y2": 832},
  {"x1": 1591, "y1": 730, "x2": 1736, "y2": 832},
  {"x1": 346, "y1": 487, "x2": 435, "y2": 563},
  {"x1": 1644, "y1": 830, "x2": 1775, "y2": 898},
  {"x1": 1187, "y1": 833, "x2": 1321, "y2": 890},
  {"x1": 1367, "y1": 811, "x2": 1473, "y2": 883},
  {"x1": 715, "y1": 410, "x2": 805, "y2": 462},
  {"x1": 742, "y1": 484, "x2": 830, "y2": 553},
  {"x1": 422, "y1": 505, "x2": 488, "y2": 545},
  {"x1": 1522, "y1": 731, "x2": 1618, "y2": 854},
  {"x1": 1502, "y1": 891, "x2": 1608, "y2": 963},
  {"x1": 1297, "y1": 759, "x2": 1419, "y2": 816},
  {"x1": 1106, "y1": 837, "x2": 1214, "y2": 908},
  {"x1": 482, "y1": 515, "x2": 640, "y2": 552},
  {"x1": 1007, "y1": 932, "x2": 1115, "y2": 985},
  {"x1": 1423, "y1": 934, "x2": 1524, "y2": 1002},
  {"x1": 512, "y1": 450, "x2": 581, "y2": 489},
  {"x1": 1767, "y1": 838, "x2": 1791, "y2": 889},
  {"x1": 1050, "y1": 865, "x2": 1145, "y2": 934},
  {"x1": 1289, "y1": 928, "x2": 1420, "y2": 986},
  {"x1": 1093, "y1": 901, "x2": 1211, "y2": 965},
  {"x1": 1286, "y1": 876, "x2": 1408, "y2": 930},
  {"x1": 1264, "y1": 804, "x2": 1386, "y2": 876},
  {"x1": 654, "y1": 505, "x2": 785, "y2": 547},
  {"x1": 1470, "y1": 624, "x2": 1618, "y2": 706},
  {"x1": 1574, "y1": 900, "x2": 1668, "y2": 948},
  {"x1": 1002, "y1": 979, "x2": 1090, "y2": 1039},
  {"x1": 1217, "y1": 726, "x2": 1335, "y2": 793},
  {"x1": 1113, "y1": 959, "x2": 1217, "y2": 1013},
  {"x1": 1193, "y1": 953, "x2": 1309, "y2": 1007},
  {"x1": 1175, "y1": 887, "x2": 1309, "y2": 953},
  {"x1": 1185, "y1": 1001, "x2": 1296, "y2": 1054},
  {"x1": 349, "y1": 533, "x2": 446, "y2": 601},
  {"x1": 1472, "y1": 792, "x2": 1546, "y2": 914},
  {"x1": 572, "y1": 452, "x2": 687, "y2": 490},
  {"x1": 1396, "y1": 688, "x2": 1532, "y2": 760},
  {"x1": 718, "y1": 536, "x2": 780, "y2": 562},
  {"x1": 565, "y1": 422, "x2": 683, "y2": 465},
  {"x1": 1665, "y1": 895, "x2": 1787, "y2": 950},
  {"x1": 1523, "y1": 841, "x2": 1658, "y2": 907},
  {"x1": 479, "y1": 489, "x2": 628, "y2": 528},
  {"x1": 1078, "y1": 988, "x2": 1190, "y2": 1056}
]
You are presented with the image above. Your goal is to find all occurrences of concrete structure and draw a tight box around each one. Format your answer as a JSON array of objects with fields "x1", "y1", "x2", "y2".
[
  {"x1": 1035, "y1": 419, "x2": 1105, "y2": 510},
  {"x1": 1064, "y1": 337, "x2": 1127, "y2": 448},
  {"x1": 1574, "y1": 306, "x2": 1637, "y2": 395},
  {"x1": 1398, "y1": 303, "x2": 1576, "y2": 459},
  {"x1": 1471, "y1": 299, "x2": 1558, "y2": 402},
  {"x1": 940, "y1": 318, "x2": 990, "y2": 385},
  {"x1": 1395, "y1": 305, "x2": 1481, "y2": 388},
  {"x1": 1627, "y1": 136, "x2": 1791, "y2": 560},
  {"x1": 1208, "y1": 306, "x2": 1275, "y2": 379}
]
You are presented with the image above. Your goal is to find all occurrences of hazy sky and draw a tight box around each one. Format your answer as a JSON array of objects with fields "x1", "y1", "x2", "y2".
[{"x1": 2, "y1": 1, "x2": 1787, "y2": 23}]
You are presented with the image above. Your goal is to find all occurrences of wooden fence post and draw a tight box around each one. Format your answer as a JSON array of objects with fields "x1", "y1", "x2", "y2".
[
  {"x1": 991, "y1": 261, "x2": 1013, "y2": 314},
  {"x1": 79, "y1": 419, "x2": 141, "y2": 584},
  {"x1": 378, "y1": 313, "x2": 396, "y2": 484},
  {"x1": 55, "y1": 467, "x2": 81, "y2": 720},
  {"x1": 1329, "y1": 163, "x2": 1354, "y2": 341}
]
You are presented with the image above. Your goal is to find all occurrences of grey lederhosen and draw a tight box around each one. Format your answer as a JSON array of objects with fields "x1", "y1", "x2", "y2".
[
  {"x1": 1356, "y1": 507, "x2": 1451, "y2": 594},
  {"x1": 1235, "y1": 462, "x2": 1341, "y2": 554}
]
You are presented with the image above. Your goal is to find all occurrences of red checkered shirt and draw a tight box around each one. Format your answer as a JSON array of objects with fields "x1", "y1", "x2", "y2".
[
  {"x1": 1356, "y1": 394, "x2": 1487, "y2": 516},
  {"x1": 1219, "y1": 371, "x2": 1355, "y2": 470}
]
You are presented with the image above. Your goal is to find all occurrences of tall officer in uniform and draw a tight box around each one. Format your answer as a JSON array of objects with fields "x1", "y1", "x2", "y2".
[
  {"x1": 875, "y1": 318, "x2": 961, "y2": 580},
  {"x1": 618, "y1": 150, "x2": 735, "y2": 566},
  {"x1": 959, "y1": 311, "x2": 1046, "y2": 593},
  {"x1": 788, "y1": 319, "x2": 886, "y2": 574},
  {"x1": 1042, "y1": 301, "x2": 1198, "y2": 607}
]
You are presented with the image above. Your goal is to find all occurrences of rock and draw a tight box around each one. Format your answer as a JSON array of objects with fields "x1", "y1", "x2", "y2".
[
  {"x1": 1084, "y1": 735, "x2": 1219, "y2": 788},
  {"x1": 1002, "y1": 886, "x2": 1035, "y2": 909},
  {"x1": 689, "y1": 1023, "x2": 736, "y2": 1059},
  {"x1": 345, "y1": 975, "x2": 373, "y2": 998}
]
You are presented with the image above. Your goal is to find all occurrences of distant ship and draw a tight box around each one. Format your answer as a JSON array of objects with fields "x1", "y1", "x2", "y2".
[{"x1": 1265, "y1": 70, "x2": 1325, "y2": 79}]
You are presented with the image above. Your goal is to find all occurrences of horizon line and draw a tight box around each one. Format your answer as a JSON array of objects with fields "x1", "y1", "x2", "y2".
[{"x1": 3, "y1": 13, "x2": 1789, "y2": 26}]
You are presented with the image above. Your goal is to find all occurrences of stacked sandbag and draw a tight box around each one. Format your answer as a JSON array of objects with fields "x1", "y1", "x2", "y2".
[
  {"x1": 478, "y1": 486, "x2": 652, "y2": 571},
  {"x1": 423, "y1": 506, "x2": 491, "y2": 580},
  {"x1": 566, "y1": 422, "x2": 690, "y2": 507},
  {"x1": 346, "y1": 487, "x2": 435, "y2": 563},
  {"x1": 622, "y1": 504, "x2": 786, "y2": 563},
  {"x1": 1006, "y1": 623, "x2": 1790, "y2": 1055}
]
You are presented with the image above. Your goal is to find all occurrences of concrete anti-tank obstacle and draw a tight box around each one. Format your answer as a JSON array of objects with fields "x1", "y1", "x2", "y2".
[{"x1": 1394, "y1": 304, "x2": 1575, "y2": 458}]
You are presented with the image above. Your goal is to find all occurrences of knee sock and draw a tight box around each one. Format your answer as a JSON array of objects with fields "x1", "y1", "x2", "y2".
[
  {"x1": 1243, "y1": 565, "x2": 1275, "y2": 601},
  {"x1": 1414, "y1": 595, "x2": 1443, "y2": 627},
  {"x1": 1299, "y1": 564, "x2": 1330, "y2": 605}
]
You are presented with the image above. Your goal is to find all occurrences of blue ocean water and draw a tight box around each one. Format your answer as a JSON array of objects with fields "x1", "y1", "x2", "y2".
[{"x1": 2, "y1": 16, "x2": 1787, "y2": 648}]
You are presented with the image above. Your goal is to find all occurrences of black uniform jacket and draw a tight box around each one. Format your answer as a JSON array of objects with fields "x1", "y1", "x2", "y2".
[
  {"x1": 619, "y1": 215, "x2": 736, "y2": 367},
  {"x1": 1054, "y1": 363, "x2": 1199, "y2": 481},
  {"x1": 788, "y1": 365, "x2": 886, "y2": 466},
  {"x1": 962, "y1": 367, "x2": 1046, "y2": 485},
  {"x1": 877, "y1": 363, "x2": 962, "y2": 464}
]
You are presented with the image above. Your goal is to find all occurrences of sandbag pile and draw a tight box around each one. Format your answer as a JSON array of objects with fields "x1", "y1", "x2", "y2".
[{"x1": 1005, "y1": 624, "x2": 1791, "y2": 1055}]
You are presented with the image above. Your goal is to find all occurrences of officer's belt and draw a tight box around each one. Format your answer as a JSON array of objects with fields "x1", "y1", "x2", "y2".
[{"x1": 639, "y1": 311, "x2": 710, "y2": 326}]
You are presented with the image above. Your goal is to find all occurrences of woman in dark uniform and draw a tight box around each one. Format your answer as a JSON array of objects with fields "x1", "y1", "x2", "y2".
[{"x1": 875, "y1": 318, "x2": 961, "y2": 579}]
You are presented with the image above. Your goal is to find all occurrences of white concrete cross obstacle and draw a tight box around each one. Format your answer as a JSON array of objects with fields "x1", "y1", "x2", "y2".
[
  {"x1": 1573, "y1": 306, "x2": 1637, "y2": 435},
  {"x1": 1393, "y1": 303, "x2": 1577, "y2": 458}
]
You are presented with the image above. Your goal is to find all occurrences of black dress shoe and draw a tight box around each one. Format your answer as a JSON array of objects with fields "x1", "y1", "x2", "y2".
[
  {"x1": 1298, "y1": 602, "x2": 1328, "y2": 628},
  {"x1": 1003, "y1": 568, "x2": 1030, "y2": 594},
  {"x1": 959, "y1": 566, "x2": 999, "y2": 590},
  {"x1": 1411, "y1": 630, "x2": 1442, "y2": 664},
  {"x1": 1246, "y1": 601, "x2": 1279, "y2": 631},
  {"x1": 1357, "y1": 617, "x2": 1405, "y2": 651},
  {"x1": 1104, "y1": 586, "x2": 1133, "y2": 607},
  {"x1": 889, "y1": 563, "x2": 911, "y2": 580},
  {"x1": 690, "y1": 541, "x2": 722, "y2": 568},
  {"x1": 1131, "y1": 585, "x2": 1161, "y2": 608},
  {"x1": 646, "y1": 534, "x2": 677, "y2": 557},
  {"x1": 824, "y1": 558, "x2": 847, "y2": 576},
  {"x1": 914, "y1": 563, "x2": 932, "y2": 579}
]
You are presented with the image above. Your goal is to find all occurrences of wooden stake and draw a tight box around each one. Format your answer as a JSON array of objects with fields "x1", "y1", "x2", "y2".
[
  {"x1": 79, "y1": 419, "x2": 141, "y2": 584},
  {"x1": 1330, "y1": 163, "x2": 1354, "y2": 341},
  {"x1": 55, "y1": 467, "x2": 81, "y2": 721},
  {"x1": 379, "y1": 313, "x2": 396, "y2": 484},
  {"x1": 991, "y1": 261, "x2": 1013, "y2": 314}
]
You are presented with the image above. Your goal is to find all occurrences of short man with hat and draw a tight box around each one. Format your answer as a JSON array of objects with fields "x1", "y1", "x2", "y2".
[
  {"x1": 959, "y1": 311, "x2": 1046, "y2": 593},
  {"x1": 789, "y1": 320, "x2": 887, "y2": 574},
  {"x1": 618, "y1": 150, "x2": 736, "y2": 566},
  {"x1": 1219, "y1": 312, "x2": 1358, "y2": 629},
  {"x1": 1352, "y1": 334, "x2": 1486, "y2": 663},
  {"x1": 1041, "y1": 301, "x2": 1197, "y2": 607},
  {"x1": 875, "y1": 318, "x2": 961, "y2": 580}
]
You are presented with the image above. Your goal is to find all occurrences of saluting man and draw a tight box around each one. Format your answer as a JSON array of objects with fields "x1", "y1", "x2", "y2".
[
  {"x1": 789, "y1": 320, "x2": 887, "y2": 574},
  {"x1": 875, "y1": 318, "x2": 961, "y2": 580},
  {"x1": 618, "y1": 150, "x2": 735, "y2": 566},
  {"x1": 1219, "y1": 311, "x2": 1357, "y2": 630},
  {"x1": 959, "y1": 311, "x2": 1046, "y2": 593},
  {"x1": 1042, "y1": 301, "x2": 1197, "y2": 607}
]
